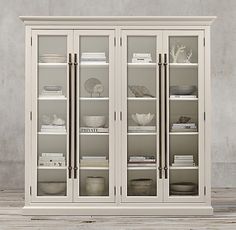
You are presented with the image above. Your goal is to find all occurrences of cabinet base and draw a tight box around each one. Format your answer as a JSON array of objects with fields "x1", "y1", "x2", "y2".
[{"x1": 23, "y1": 205, "x2": 213, "y2": 216}]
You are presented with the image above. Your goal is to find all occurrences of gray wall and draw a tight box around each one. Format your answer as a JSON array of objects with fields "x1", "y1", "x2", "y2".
[{"x1": 0, "y1": 0, "x2": 235, "y2": 189}]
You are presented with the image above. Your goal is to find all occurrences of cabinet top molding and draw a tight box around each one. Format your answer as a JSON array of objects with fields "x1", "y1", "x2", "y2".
[{"x1": 20, "y1": 16, "x2": 216, "y2": 26}]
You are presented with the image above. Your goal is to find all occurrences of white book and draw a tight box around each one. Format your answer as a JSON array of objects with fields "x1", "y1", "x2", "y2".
[
  {"x1": 170, "y1": 95, "x2": 197, "y2": 98},
  {"x1": 39, "y1": 156, "x2": 65, "y2": 161},
  {"x1": 80, "y1": 61, "x2": 107, "y2": 64},
  {"x1": 128, "y1": 163, "x2": 156, "y2": 167},
  {"x1": 42, "y1": 153, "x2": 64, "y2": 157},
  {"x1": 80, "y1": 127, "x2": 109, "y2": 133},
  {"x1": 38, "y1": 161, "x2": 66, "y2": 167},
  {"x1": 81, "y1": 156, "x2": 107, "y2": 160},
  {"x1": 132, "y1": 58, "x2": 152, "y2": 63},
  {"x1": 133, "y1": 53, "x2": 151, "y2": 58}
]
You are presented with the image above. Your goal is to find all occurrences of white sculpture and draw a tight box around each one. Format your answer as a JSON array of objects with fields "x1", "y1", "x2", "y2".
[
  {"x1": 170, "y1": 44, "x2": 185, "y2": 63},
  {"x1": 185, "y1": 49, "x2": 193, "y2": 63}
]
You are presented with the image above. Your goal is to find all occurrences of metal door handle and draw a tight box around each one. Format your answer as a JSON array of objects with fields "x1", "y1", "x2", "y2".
[
  {"x1": 158, "y1": 53, "x2": 162, "y2": 179},
  {"x1": 164, "y1": 53, "x2": 168, "y2": 179}
]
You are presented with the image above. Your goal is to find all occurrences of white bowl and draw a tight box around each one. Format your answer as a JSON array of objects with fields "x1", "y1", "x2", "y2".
[
  {"x1": 39, "y1": 182, "x2": 66, "y2": 195},
  {"x1": 130, "y1": 178, "x2": 153, "y2": 196},
  {"x1": 86, "y1": 177, "x2": 105, "y2": 196},
  {"x1": 131, "y1": 113, "x2": 154, "y2": 126},
  {"x1": 83, "y1": 116, "x2": 106, "y2": 128},
  {"x1": 170, "y1": 85, "x2": 196, "y2": 95}
]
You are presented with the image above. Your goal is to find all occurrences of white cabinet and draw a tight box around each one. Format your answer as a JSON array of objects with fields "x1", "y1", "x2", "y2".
[{"x1": 21, "y1": 16, "x2": 215, "y2": 215}]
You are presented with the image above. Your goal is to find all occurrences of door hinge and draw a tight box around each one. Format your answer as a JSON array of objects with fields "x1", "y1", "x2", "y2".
[
  {"x1": 30, "y1": 111, "x2": 32, "y2": 120},
  {"x1": 114, "y1": 111, "x2": 116, "y2": 121},
  {"x1": 30, "y1": 186, "x2": 32, "y2": 195},
  {"x1": 114, "y1": 186, "x2": 116, "y2": 196},
  {"x1": 204, "y1": 186, "x2": 206, "y2": 195},
  {"x1": 204, "y1": 112, "x2": 206, "y2": 121},
  {"x1": 31, "y1": 37, "x2": 32, "y2": 46},
  {"x1": 203, "y1": 37, "x2": 205, "y2": 46},
  {"x1": 120, "y1": 112, "x2": 122, "y2": 121},
  {"x1": 120, "y1": 186, "x2": 122, "y2": 195},
  {"x1": 114, "y1": 37, "x2": 116, "y2": 46},
  {"x1": 120, "y1": 37, "x2": 122, "y2": 46}
]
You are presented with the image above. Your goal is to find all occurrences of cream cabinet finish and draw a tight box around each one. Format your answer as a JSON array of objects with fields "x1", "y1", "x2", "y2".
[{"x1": 21, "y1": 16, "x2": 215, "y2": 215}]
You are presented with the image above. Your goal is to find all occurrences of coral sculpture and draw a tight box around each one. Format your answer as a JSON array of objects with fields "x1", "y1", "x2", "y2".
[{"x1": 170, "y1": 44, "x2": 185, "y2": 63}]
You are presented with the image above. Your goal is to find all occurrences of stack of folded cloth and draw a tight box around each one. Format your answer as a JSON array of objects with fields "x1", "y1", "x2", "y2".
[
  {"x1": 38, "y1": 153, "x2": 65, "y2": 167},
  {"x1": 41, "y1": 86, "x2": 65, "y2": 98},
  {"x1": 81, "y1": 52, "x2": 106, "y2": 64},
  {"x1": 132, "y1": 53, "x2": 152, "y2": 63},
  {"x1": 80, "y1": 156, "x2": 108, "y2": 167},
  {"x1": 172, "y1": 155, "x2": 195, "y2": 167}
]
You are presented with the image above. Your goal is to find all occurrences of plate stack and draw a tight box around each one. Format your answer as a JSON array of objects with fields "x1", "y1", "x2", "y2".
[
  {"x1": 41, "y1": 86, "x2": 65, "y2": 98},
  {"x1": 128, "y1": 155, "x2": 156, "y2": 167},
  {"x1": 170, "y1": 182, "x2": 197, "y2": 195},
  {"x1": 39, "y1": 54, "x2": 66, "y2": 63},
  {"x1": 132, "y1": 53, "x2": 152, "y2": 63},
  {"x1": 172, "y1": 155, "x2": 195, "y2": 167},
  {"x1": 171, "y1": 123, "x2": 197, "y2": 132},
  {"x1": 38, "y1": 153, "x2": 65, "y2": 167},
  {"x1": 81, "y1": 52, "x2": 106, "y2": 64},
  {"x1": 80, "y1": 156, "x2": 108, "y2": 167}
]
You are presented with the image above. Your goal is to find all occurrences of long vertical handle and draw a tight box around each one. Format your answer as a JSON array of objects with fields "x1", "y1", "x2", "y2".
[
  {"x1": 68, "y1": 53, "x2": 73, "y2": 179},
  {"x1": 158, "y1": 53, "x2": 162, "y2": 179},
  {"x1": 163, "y1": 53, "x2": 168, "y2": 179},
  {"x1": 74, "y1": 53, "x2": 78, "y2": 179}
]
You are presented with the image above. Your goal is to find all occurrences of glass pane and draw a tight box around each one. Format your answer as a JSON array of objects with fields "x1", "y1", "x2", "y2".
[
  {"x1": 78, "y1": 36, "x2": 110, "y2": 197},
  {"x1": 168, "y1": 36, "x2": 199, "y2": 196},
  {"x1": 127, "y1": 36, "x2": 158, "y2": 197},
  {"x1": 37, "y1": 35, "x2": 68, "y2": 197}
]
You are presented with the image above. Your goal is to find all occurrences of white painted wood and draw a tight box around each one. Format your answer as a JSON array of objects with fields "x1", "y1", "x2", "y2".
[{"x1": 23, "y1": 16, "x2": 214, "y2": 215}]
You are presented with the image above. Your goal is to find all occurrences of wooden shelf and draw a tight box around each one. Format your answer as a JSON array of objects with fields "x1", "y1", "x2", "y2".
[
  {"x1": 169, "y1": 63, "x2": 198, "y2": 68},
  {"x1": 80, "y1": 166, "x2": 109, "y2": 170},
  {"x1": 128, "y1": 166, "x2": 156, "y2": 170},
  {"x1": 169, "y1": 132, "x2": 198, "y2": 135},
  {"x1": 169, "y1": 166, "x2": 198, "y2": 170},
  {"x1": 127, "y1": 63, "x2": 156, "y2": 68},
  {"x1": 169, "y1": 97, "x2": 198, "y2": 101},
  {"x1": 38, "y1": 63, "x2": 67, "y2": 67},
  {"x1": 80, "y1": 97, "x2": 109, "y2": 101},
  {"x1": 79, "y1": 132, "x2": 109, "y2": 136},
  {"x1": 128, "y1": 97, "x2": 157, "y2": 101},
  {"x1": 38, "y1": 96, "x2": 67, "y2": 101},
  {"x1": 80, "y1": 63, "x2": 109, "y2": 68},
  {"x1": 37, "y1": 166, "x2": 67, "y2": 170},
  {"x1": 128, "y1": 132, "x2": 157, "y2": 136},
  {"x1": 38, "y1": 132, "x2": 67, "y2": 135}
]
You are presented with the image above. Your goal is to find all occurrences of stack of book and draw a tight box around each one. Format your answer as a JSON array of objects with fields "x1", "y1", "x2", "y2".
[
  {"x1": 172, "y1": 155, "x2": 195, "y2": 167},
  {"x1": 80, "y1": 156, "x2": 109, "y2": 167},
  {"x1": 81, "y1": 52, "x2": 106, "y2": 64},
  {"x1": 170, "y1": 95, "x2": 197, "y2": 99},
  {"x1": 128, "y1": 126, "x2": 156, "y2": 133},
  {"x1": 41, "y1": 125, "x2": 66, "y2": 133},
  {"x1": 128, "y1": 155, "x2": 156, "y2": 167},
  {"x1": 40, "y1": 86, "x2": 65, "y2": 98},
  {"x1": 171, "y1": 123, "x2": 197, "y2": 132},
  {"x1": 38, "y1": 153, "x2": 66, "y2": 167},
  {"x1": 79, "y1": 127, "x2": 109, "y2": 133},
  {"x1": 132, "y1": 53, "x2": 152, "y2": 63}
]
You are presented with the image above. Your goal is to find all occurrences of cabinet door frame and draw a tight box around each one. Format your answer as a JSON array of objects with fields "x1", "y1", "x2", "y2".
[
  {"x1": 120, "y1": 30, "x2": 164, "y2": 203},
  {"x1": 73, "y1": 30, "x2": 116, "y2": 203},
  {"x1": 163, "y1": 30, "x2": 205, "y2": 203},
  {"x1": 31, "y1": 30, "x2": 73, "y2": 202}
]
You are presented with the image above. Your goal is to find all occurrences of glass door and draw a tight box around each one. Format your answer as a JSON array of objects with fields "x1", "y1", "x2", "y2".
[
  {"x1": 121, "y1": 31, "x2": 163, "y2": 202},
  {"x1": 73, "y1": 30, "x2": 115, "y2": 202},
  {"x1": 163, "y1": 31, "x2": 205, "y2": 202},
  {"x1": 31, "y1": 30, "x2": 73, "y2": 202}
]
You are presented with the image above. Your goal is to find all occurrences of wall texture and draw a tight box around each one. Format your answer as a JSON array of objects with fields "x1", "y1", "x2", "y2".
[{"x1": 0, "y1": 0, "x2": 235, "y2": 189}]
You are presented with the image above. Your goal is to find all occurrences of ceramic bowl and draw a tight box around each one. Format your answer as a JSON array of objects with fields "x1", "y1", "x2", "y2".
[
  {"x1": 131, "y1": 113, "x2": 154, "y2": 126},
  {"x1": 83, "y1": 116, "x2": 106, "y2": 128},
  {"x1": 170, "y1": 182, "x2": 197, "y2": 192},
  {"x1": 130, "y1": 178, "x2": 153, "y2": 196},
  {"x1": 170, "y1": 85, "x2": 196, "y2": 95},
  {"x1": 86, "y1": 176, "x2": 105, "y2": 196},
  {"x1": 39, "y1": 182, "x2": 66, "y2": 195}
]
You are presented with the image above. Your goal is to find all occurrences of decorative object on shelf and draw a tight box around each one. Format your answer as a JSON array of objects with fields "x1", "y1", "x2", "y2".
[
  {"x1": 40, "y1": 85, "x2": 65, "y2": 98},
  {"x1": 38, "y1": 153, "x2": 66, "y2": 167},
  {"x1": 42, "y1": 115, "x2": 51, "y2": 125},
  {"x1": 170, "y1": 85, "x2": 197, "y2": 95},
  {"x1": 86, "y1": 176, "x2": 105, "y2": 196},
  {"x1": 80, "y1": 156, "x2": 108, "y2": 167},
  {"x1": 39, "y1": 54, "x2": 67, "y2": 63},
  {"x1": 83, "y1": 115, "x2": 106, "y2": 128},
  {"x1": 128, "y1": 85, "x2": 154, "y2": 98},
  {"x1": 131, "y1": 113, "x2": 154, "y2": 126},
  {"x1": 170, "y1": 44, "x2": 193, "y2": 63},
  {"x1": 52, "y1": 114, "x2": 65, "y2": 126},
  {"x1": 130, "y1": 178, "x2": 153, "y2": 196},
  {"x1": 170, "y1": 182, "x2": 197, "y2": 195},
  {"x1": 128, "y1": 126, "x2": 156, "y2": 133},
  {"x1": 39, "y1": 182, "x2": 66, "y2": 195},
  {"x1": 84, "y1": 78, "x2": 104, "y2": 97},
  {"x1": 172, "y1": 155, "x2": 195, "y2": 167},
  {"x1": 81, "y1": 52, "x2": 106, "y2": 64},
  {"x1": 132, "y1": 53, "x2": 152, "y2": 63},
  {"x1": 178, "y1": 116, "x2": 191, "y2": 123},
  {"x1": 79, "y1": 127, "x2": 109, "y2": 133},
  {"x1": 171, "y1": 116, "x2": 197, "y2": 132},
  {"x1": 128, "y1": 155, "x2": 156, "y2": 167}
]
